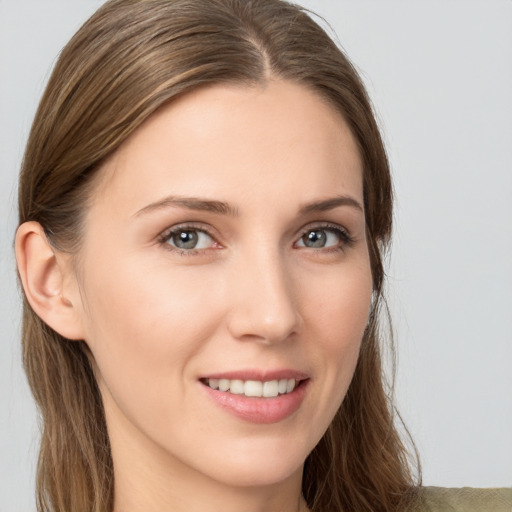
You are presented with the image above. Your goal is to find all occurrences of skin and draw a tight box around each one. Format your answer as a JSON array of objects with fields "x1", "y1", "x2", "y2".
[{"x1": 17, "y1": 80, "x2": 373, "y2": 512}]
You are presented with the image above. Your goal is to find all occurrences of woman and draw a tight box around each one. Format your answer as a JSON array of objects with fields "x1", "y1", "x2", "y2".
[{"x1": 13, "y1": 1, "x2": 511, "y2": 511}]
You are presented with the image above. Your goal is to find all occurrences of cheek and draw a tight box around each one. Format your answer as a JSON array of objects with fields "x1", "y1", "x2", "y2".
[
  {"x1": 303, "y1": 257, "x2": 372, "y2": 345},
  {"x1": 78, "y1": 254, "x2": 233, "y2": 457},
  {"x1": 300, "y1": 258, "x2": 372, "y2": 414},
  {"x1": 84, "y1": 253, "x2": 219, "y2": 345},
  {"x1": 79, "y1": 254, "x2": 224, "y2": 403}
]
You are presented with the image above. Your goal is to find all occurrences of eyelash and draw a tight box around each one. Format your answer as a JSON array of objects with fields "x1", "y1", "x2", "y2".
[
  {"x1": 157, "y1": 223, "x2": 217, "y2": 256},
  {"x1": 157, "y1": 222, "x2": 355, "y2": 256},
  {"x1": 297, "y1": 223, "x2": 355, "y2": 253}
]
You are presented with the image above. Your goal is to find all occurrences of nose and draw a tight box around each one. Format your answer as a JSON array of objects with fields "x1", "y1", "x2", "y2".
[{"x1": 226, "y1": 247, "x2": 302, "y2": 344}]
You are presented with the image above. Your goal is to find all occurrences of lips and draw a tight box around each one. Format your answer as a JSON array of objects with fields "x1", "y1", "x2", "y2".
[{"x1": 199, "y1": 370, "x2": 309, "y2": 424}]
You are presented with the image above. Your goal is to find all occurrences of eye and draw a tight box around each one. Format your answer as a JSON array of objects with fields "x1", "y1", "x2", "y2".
[
  {"x1": 296, "y1": 225, "x2": 353, "y2": 250},
  {"x1": 161, "y1": 227, "x2": 216, "y2": 251}
]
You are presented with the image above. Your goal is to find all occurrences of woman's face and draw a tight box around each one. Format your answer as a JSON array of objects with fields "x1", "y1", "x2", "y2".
[{"x1": 74, "y1": 80, "x2": 372, "y2": 490}]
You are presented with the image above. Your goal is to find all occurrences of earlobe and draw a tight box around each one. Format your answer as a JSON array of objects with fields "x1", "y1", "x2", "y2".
[{"x1": 15, "y1": 221, "x2": 85, "y2": 341}]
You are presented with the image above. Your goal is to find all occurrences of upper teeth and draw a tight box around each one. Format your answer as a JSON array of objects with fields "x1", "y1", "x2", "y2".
[{"x1": 206, "y1": 378, "x2": 297, "y2": 397}]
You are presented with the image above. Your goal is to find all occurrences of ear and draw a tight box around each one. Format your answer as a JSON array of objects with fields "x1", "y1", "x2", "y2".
[{"x1": 15, "y1": 221, "x2": 85, "y2": 340}]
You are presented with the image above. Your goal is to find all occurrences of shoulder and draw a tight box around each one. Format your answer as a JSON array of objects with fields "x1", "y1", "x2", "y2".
[{"x1": 412, "y1": 486, "x2": 512, "y2": 512}]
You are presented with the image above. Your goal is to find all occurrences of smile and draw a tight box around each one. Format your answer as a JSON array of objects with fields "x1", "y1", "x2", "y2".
[
  {"x1": 200, "y1": 375, "x2": 309, "y2": 424},
  {"x1": 203, "y1": 378, "x2": 298, "y2": 398}
]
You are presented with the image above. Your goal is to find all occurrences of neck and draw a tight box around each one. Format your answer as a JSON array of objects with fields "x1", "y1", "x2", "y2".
[
  {"x1": 114, "y1": 470, "x2": 308, "y2": 512},
  {"x1": 108, "y1": 408, "x2": 308, "y2": 512},
  {"x1": 113, "y1": 448, "x2": 308, "y2": 512}
]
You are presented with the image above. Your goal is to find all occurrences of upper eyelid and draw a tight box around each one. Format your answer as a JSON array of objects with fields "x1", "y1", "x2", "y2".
[
  {"x1": 297, "y1": 222, "x2": 352, "y2": 239},
  {"x1": 298, "y1": 221, "x2": 348, "y2": 232},
  {"x1": 159, "y1": 222, "x2": 217, "y2": 239},
  {"x1": 159, "y1": 221, "x2": 349, "y2": 238}
]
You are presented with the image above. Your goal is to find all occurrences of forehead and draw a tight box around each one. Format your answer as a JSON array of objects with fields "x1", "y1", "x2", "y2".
[{"x1": 91, "y1": 79, "x2": 363, "y2": 217}]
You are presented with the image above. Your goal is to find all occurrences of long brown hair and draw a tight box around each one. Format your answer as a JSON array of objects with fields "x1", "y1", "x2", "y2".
[{"x1": 18, "y1": 1, "x2": 420, "y2": 510}]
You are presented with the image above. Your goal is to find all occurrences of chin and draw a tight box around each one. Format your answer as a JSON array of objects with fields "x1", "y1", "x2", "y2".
[
  {"x1": 185, "y1": 430, "x2": 314, "y2": 489},
  {"x1": 209, "y1": 457, "x2": 304, "y2": 489}
]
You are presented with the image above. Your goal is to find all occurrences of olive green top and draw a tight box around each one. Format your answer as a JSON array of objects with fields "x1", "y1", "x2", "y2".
[{"x1": 415, "y1": 487, "x2": 512, "y2": 511}]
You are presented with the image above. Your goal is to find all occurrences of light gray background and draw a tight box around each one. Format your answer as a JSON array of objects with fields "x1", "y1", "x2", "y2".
[{"x1": 1, "y1": 1, "x2": 511, "y2": 510}]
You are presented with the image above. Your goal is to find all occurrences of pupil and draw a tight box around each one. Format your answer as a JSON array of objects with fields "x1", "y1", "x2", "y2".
[
  {"x1": 304, "y1": 230, "x2": 326, "y2": 248},
  {"x1": 173, "y1": 230, "x2": 198, "y2": 249}
]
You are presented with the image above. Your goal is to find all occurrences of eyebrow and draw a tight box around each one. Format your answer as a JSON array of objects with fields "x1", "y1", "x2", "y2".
[
  {"x1": 133, "y1": 194, "x2": 363, "y2": 218},
  {"x1": 133, "y1": 195, "x2": 240, "y2": 217},
  {"x1": 299, "y1": 195, "x2": 363, "y2": 215}
]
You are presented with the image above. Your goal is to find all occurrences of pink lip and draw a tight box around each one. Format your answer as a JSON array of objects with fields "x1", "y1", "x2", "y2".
[{"x1": 199, "y1": 371, "x2": 309, "y2": 424}]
